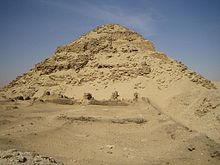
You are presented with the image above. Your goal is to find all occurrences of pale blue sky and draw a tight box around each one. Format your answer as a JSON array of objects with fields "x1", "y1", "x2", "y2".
[{"x1": 0, "y1": 0, "x2": 220, "y2": 86}]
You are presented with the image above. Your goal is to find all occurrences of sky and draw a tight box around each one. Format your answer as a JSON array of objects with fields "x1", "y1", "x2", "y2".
[{"x1": 0, "y1": 0, "x2": 220, "y2": 87}]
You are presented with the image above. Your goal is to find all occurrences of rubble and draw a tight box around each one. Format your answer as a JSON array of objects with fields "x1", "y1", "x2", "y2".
[{"x1": 0, "y1": 149, "x2": 64, "y2": 165}]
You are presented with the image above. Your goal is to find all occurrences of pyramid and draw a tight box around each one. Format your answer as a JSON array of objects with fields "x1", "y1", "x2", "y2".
[
  {"x1": 0, "y1": 24, "x2": 216, "y2": 100},
  {"x1": 0, "y1": 25, "x2": 220, "y2": 162}
]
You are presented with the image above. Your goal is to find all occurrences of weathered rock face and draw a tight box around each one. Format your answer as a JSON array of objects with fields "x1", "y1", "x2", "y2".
[
  {"x1": 33, "y1": 24, "x2": 155, "y2": 76},
  {"x1": 0, "y1": 24, "x2": 216, "y2": 100},
  {"x1": 55, "y1": 24, "x2": 155, "y2": 54}
]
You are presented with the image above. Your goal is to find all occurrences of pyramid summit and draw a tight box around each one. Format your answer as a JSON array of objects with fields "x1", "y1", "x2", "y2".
[
  {"x1": 0, "y1": 24, "x2": 216, "y2": 100},
  {"x1": 55, "y1": 23, "x2": 155, "y2": 56}
]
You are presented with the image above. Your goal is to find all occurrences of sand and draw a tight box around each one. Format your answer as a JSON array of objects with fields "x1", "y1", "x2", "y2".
[
  {"x1": 0, "y1": 24, "x2": 219, "y2": 164},
  {"x1": 0, "y1": 99, "x2": 220, "y2": 165}
]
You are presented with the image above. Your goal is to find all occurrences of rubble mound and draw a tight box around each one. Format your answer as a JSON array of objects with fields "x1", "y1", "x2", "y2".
[
  {"x1": 0, "y1": 24, "x2": 216, "y2": 100},
  {"x1": 0, "y1": 149, "x2": 63, "y2": 165}
]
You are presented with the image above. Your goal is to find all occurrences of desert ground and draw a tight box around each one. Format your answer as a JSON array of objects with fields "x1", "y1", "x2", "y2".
[{"x1": 0, "y1": 93, "x2": 220, "y2": 165}]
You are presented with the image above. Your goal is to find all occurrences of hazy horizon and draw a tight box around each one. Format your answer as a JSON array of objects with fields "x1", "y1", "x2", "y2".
[{"x1": 0, "y1": 0, "x2": 220, "y2": 87}]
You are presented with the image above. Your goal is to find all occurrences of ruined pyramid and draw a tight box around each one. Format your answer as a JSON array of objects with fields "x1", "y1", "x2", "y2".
[{"x1": 0, "y1": 24, "x2": 216, "y2": 101}]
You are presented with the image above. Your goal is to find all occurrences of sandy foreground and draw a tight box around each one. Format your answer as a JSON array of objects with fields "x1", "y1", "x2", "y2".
[{"x1": 0, "y1": 100, "x2": 220, "y2": 165}]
